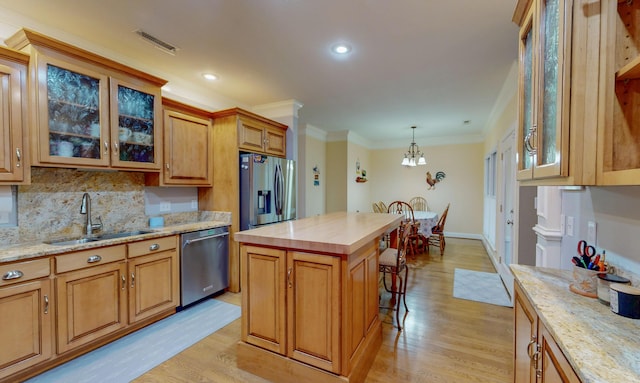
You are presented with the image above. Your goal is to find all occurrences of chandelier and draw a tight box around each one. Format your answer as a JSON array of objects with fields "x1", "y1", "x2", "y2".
[{"x1": 401, "y1": 126, "x2": 426, "y2": 167}]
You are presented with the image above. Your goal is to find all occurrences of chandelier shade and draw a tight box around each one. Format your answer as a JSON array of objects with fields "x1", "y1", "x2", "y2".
[{"x1": 401, "y1": 126, "x2": 426, "y2": 167}]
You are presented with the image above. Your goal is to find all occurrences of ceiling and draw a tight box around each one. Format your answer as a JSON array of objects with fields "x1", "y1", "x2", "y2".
[{"x1": 0, "y1": 0, "x2": 519, "y2": 148}]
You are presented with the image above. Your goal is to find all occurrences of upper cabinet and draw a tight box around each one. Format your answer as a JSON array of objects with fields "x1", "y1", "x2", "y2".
[
  {"x1": 513, "y1": 0, "x2": 600, "y2": 185},
  {"x1": 234, "y1": 111, "x2": 287, "y2": 156},
  {"x1": 146, "y1": 98, "x2": 213, "y2": 187},
  {"x1": 0, "y1": 47, "x2": 29, "y2": 184},
  {"x1": 598, "y1": 0, "x2": 640, "y2": 184},
  {"x1": 6, "y1": 28, "x2": 165, "y2": 172}
]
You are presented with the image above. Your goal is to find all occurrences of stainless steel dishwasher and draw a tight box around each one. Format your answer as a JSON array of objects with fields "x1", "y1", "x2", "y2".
[{"x1": 179, "y1": 226, "x2": 229, "y2": 309}]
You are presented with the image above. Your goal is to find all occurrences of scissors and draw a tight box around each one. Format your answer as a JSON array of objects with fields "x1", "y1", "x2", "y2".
[{"x1": 577, "y1": 240, "x2": 596, "y2": 268}]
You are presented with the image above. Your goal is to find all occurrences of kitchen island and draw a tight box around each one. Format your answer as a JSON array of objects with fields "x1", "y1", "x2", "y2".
[{"x1": 234, "y1": 212, "x2": 402, "y2": 383}]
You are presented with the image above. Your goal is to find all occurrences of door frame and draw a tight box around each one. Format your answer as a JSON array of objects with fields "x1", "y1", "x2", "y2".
[{"x1": 496, "y1": 126, "x2": 517, "y2": 298}]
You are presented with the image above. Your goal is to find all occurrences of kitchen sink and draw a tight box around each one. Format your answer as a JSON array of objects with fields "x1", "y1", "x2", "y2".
[
  {"x1": 45, "y1": 230, "x2": 155, "y2": 246},
  {"x1": 94, "y1": 230, "x2": 154, "y2": 240},
  {"x1": 45, "y1": 237, "x2": 101, "y2": 246}
]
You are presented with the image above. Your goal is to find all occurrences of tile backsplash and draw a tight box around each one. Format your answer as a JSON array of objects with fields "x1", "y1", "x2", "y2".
[{"x1": 0, "y1": 168, "x2": 229, "y2": 246}]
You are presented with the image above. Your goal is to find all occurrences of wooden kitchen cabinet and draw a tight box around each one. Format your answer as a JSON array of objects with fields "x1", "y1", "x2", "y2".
[
  {"x1": 54, "y1": 245, "x2": 128, "y2": 354},
  {"x1": 241, "y1": 245, "x2": 341, "y2": 373},
  {"x1": 0, "y1": 259, "x2": 52, "y2": 380},
  {"x1": 239, "y1": 239, "x2": 381, "y2": 383},
  {"x1": 6, "y1": 28, "x2": 165, "y2": 172},
  {"x1": 514, "y1": 282, "x2": 580, "y2": 383},
  {"x1": 513, "y1": 0, "x2": 600, "y2": 185},
  {"x1": 0, "y1": 47, "x2": 29, "y2": 184},
  {"x1": 146, "y1": 98, "x2": 213, "y2": 186},
  {"x1": 238, "y1": 115, "x2": 286, "y2": 156},
  {"x1": 597, "y1": 0, "x2": 640, "y2": 184},
  {"x1": 203, "y1": 107, "x2": 288, "y2": 293},
  {"x1": 127, "y1": 236, "x2": 179, "y2": 324}
]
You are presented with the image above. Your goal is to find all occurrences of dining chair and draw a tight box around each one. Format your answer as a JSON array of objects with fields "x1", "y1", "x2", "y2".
[
  {"x1": 386, "y1": 200, "x2": 426, "y2": 256},
  {"x1": 379, "y1": 221, "x2": 411, "y2": 330},
  {"x1": 372, "y1": 202, "x2": 382, "y2": 213},
  {"x1": 378, "y1": 201, "x2": 387, "y2": 213},
  {"x1": 409, "y1": 196, "x2": 428, "y2": 212},
  {"x1": 427, "y1": 203, "x2": 450, "y2": 255}
]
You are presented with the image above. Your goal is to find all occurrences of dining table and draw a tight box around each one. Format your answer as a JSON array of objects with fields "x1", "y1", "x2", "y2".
[{"x1": 413, "y1": 210, "x2": 439, "y2": 237}]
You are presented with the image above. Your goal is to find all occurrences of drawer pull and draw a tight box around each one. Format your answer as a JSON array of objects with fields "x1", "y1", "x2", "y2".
[
  {"x1": 87, "y1": 255, "x2": 102, "y2": 263},
  {"x1": 44, "y1": 295, "x2": 49, "y2": 314},
  {"x1": 149, "y1": 243, "x2": 160, "y2": 251},
  {"x1": 2, "y1": 270, "x2": 24, "y2": 280}
]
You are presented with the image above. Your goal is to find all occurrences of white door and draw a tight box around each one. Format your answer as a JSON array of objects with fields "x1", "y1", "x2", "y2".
[{"x1": 498, "y1": 130, "x2": 516, "y2": 298}]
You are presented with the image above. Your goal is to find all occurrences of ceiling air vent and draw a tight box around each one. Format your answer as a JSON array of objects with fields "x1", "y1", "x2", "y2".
[{"x1": 134, "y1": 29, "x2": 178, "y2": 55}]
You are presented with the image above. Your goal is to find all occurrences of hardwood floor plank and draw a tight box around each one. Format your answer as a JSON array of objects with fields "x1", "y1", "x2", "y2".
[{"x1": 134, "y1": 238, "x2": 513, "y2": 383}]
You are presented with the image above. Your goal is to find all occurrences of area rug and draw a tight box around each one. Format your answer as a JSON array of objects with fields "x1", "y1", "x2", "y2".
[
  {"x1": 452, "y1": 268, "x2": 512, "y2": 307},
  {"x1": 27, "y1": 299, "x2": 241, "y2": 383}
]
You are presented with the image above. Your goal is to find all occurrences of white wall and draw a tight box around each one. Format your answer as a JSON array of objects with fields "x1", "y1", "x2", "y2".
[
  {"x1": 561, "y1": 186, "x2": 640, "y2": 285},
  {"x1": 300, "y1": 126, "x2": 327, "y2": 217}
]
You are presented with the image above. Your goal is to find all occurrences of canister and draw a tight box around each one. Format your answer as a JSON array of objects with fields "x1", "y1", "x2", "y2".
[
  {"x1": 596, "y1": 273, "x2": 630, "y2": 305},
  {"x1": 610, "y1": 283, "x2": 640, "y2": 319}
]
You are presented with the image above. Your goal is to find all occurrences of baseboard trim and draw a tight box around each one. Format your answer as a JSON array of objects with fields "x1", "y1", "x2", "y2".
[{"x1": 445, "y1": 232, "x2": 483, "y2": 240}]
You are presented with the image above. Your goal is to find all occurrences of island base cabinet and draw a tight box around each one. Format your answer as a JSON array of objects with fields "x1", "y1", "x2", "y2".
[
  {"x1": 239, "y1": 240, "x2": 382, "y2": 383},
  {"x1": 287, "y1": 251, "x2": 341, "y2": 373},
  {"x1": 0, "y1": 279, "x2": 52, "y2": 380}
]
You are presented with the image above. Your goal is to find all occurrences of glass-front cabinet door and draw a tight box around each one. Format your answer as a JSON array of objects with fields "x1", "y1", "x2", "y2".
[
  {"x1": 533, "y1": 0, "x2": 569, "y2": 179},
  {"x1": 109, "y1": 78, "x2": 161, "y2": 170},
  {"x1": 37, "y1": 56, "x2": 110, "y2": 167},
  {"x1": 517, "y1": 4, "x2": 535, "y2": 180},
  {"x1": 515, "y1": 0, "x2": 570, "y2": 181}
]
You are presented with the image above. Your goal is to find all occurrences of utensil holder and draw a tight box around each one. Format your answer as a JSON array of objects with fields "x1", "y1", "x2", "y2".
[{"x1": 570, "y1": 265, "x2": 601, "y2": 298}]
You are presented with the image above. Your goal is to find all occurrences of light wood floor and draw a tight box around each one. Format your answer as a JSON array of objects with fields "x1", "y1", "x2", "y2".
[{"x1": 134, "y1": 238, "x2": 514, "y2": 383}]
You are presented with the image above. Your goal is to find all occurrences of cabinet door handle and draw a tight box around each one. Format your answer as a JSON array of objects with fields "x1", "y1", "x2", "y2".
[
  {"x1": 113, "y1": 143, "x2": 119, "y2": 154},
  {"x1": 131, "y1": 272, "x2": 135, "y2": 288},
  {"x1": 121, "y1": 274, "x2": 126, "y2": 290},
  {"x1": 87, "y1": 255, "x2": 102, "y2": 263},
  {"x1": 15, "y1": 148, "x2": 21, "y2": 167},
  {"x1": 526, "y1": 337, "x2": 537, "y2": 358},
  {"x1": 524, "y1": 128, "x2": 536, "y2": 155},
  {"x1": 287, "y1": 267, "x2": 293, "y2": 288},
  {"x1": 104, "y1": 141, "x2": 109, "y2": 155},
  {"x1": 166, "y1": 163, "x2": 170, "y2": 170},
  {"x1": 149, "y1": 243, "x2": 160, "y2": 251},
  {"x1": 44, "y1": 295, "x2": 49, "y2": 314},
  {"x1": 2, "y1": 270, "x2": 23, "y2": 280}
]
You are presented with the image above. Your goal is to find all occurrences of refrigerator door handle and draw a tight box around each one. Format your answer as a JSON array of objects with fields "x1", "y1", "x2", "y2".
[{"x1": 274, "y1": 163, "x2": 283, "y2": 215}]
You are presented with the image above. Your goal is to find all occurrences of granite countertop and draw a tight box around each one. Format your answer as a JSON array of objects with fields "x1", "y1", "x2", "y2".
[
  {"x1": 0, "y1": 220, "x2": 230, "y2": 264},
  {"x1": 234, "y1": 211, "x2": 402, "y2": 254},
  {"x1": 511, "y1": 264, "x2": 640, "y2": 383}
]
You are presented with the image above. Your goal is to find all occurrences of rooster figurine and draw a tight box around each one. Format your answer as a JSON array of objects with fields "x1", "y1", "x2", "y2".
[{"x1": 425, "y1": 171, "x2": 446, "y2": 189}]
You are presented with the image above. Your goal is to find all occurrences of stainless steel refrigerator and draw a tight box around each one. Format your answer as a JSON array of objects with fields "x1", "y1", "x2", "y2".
[{"x1": 239, "y1": 153, "x2": 296, "y2": 230}]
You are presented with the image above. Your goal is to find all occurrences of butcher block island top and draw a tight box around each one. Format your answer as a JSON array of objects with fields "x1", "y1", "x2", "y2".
[
  {"x1": 234, "y1": 211, "x2": 402, "y2": 254},
  {"x1": 235, "y1": 212, "x2": 402, "y2": 383}
]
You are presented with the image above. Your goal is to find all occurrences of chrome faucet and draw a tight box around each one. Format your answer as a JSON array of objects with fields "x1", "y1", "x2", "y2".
[{"x1": 80, "y1": 193, "x2": 102, "y2": 236}]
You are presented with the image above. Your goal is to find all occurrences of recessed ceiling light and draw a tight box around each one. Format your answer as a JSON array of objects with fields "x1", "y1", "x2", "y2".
[
  {"x1": 203, "y1": 73, "x2": 218, "y2": 81},
  {"x1": 331, "y1": 43, "x2": 352, "y2": 54}
]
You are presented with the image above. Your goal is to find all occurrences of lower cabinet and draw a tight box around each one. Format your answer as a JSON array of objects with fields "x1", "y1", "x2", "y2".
[
  {"x1": 514, "y1": 282, "x2": 580, "y2": 383},
  {"x1": 0, "y1": 235, "x2": 180, "y2": 381},
  {"x1": 127, "y1": 236, "x2": 179, "y2": 324},
  {"x1": 240, "y1": 241, "x2": 380, "y2": 381},
  {"x1": 0, "y1": 257, "x2": 52, "y2": 380},
  {"x1": 55, "y1": 245, "x2": 128, "y2": 353}
]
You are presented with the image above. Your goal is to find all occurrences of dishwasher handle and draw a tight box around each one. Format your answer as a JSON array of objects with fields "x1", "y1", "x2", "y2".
[{"x1": 182, "y1": 232, "x2": 228, "y2": 248}]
